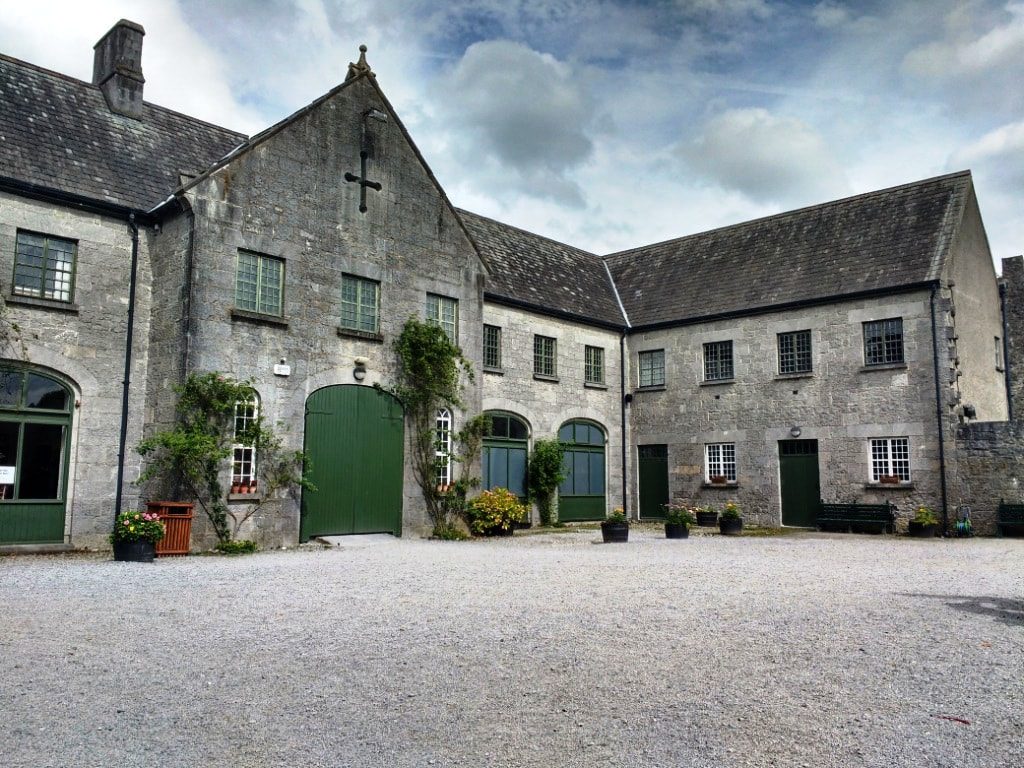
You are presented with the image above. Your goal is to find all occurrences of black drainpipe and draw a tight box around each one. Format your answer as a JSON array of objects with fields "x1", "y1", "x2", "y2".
[
  {"x1": 114, "y1": 213, "x2": 141, "y2": 520},
  {"x1": 620, "y1": 330, "x2": 629, "y2": 517},
  {"x1": 929, "y1": 285, "x2": 950, "y2": 534},
  {"x1": 999, "y1": 281, "x2": 1013, "y2": 421}
]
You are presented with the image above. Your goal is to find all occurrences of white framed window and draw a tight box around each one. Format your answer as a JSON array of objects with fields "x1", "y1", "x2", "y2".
[
  {"x1": 231, "y1": 393, "x2": 260, "y2": 490},
  {"x1": 638, "y1": 349, "x2": 665, "y2": 388},
  {"x1": 426, "y1": 294, "x2": 458, "y2": 343},
  {"x1": 483, "y1": 325, "x2": 502, "y2": 369},
  {"x1": 704, "y1": 443, "x2": 736, "y2": 482},
  {"x1": 435, "y1": 408, "x2": 452, "y2": 488},
  {"x1": 869, "y1": 437, "x2": 910, "y2": 482}
]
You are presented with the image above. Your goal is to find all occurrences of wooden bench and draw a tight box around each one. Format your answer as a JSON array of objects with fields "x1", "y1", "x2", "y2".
[
  {"x1": 997, "y1": 500, "x2": 1024, "y2": 537},
  {"x1": 818, "y1": 502, "x2": 896, "y2": 534}
]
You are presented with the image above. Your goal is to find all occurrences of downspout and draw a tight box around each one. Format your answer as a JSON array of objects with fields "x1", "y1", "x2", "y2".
[
  {"x1": 620, "y1": 330, "x2": 629, "y2": 517},
  {"x1": 114, "y1": 213, "x2": 141, "y2": 520},
  {"x1": 930, "y1": 285, "x2": 950, "y2": 534},
  {"x1": 180, "y1": 201, "x2": 196, "y2": 380},
  {"x1": 1000, "y1": 281, "x2": 1013, "y2": 421}
]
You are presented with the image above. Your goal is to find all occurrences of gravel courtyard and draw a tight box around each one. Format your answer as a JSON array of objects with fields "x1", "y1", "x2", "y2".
[{"x1": 1, "y1": 529, "x2": 1021, "y2": 768}]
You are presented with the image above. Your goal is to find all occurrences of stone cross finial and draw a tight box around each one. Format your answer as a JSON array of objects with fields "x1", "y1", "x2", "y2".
[{"x1": 346, "y1": 44, "x2": 374, "y2": 81}]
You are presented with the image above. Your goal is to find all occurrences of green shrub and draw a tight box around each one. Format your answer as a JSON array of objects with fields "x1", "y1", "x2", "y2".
[
  {"x1": 432, "y1": 522, "x2": 470, "y2": 540},
  {"x1": 605, "y1": 507, "x2": 627, "y2": 524},
  {"x1": 466, "y1": 488, "x2": 526, "y2": 535},
  {"x1": 912, "y1": 506, "x2": 939, "y2": 526},
  {"x1": 215, "y1": 539, "x2": 258, "y2": 555},
  {"x1": 720, "y1": 501, "x2": 742, "y2": 520},
  {"x1": 528, "y1": 438, "x2": 566, "y2": 526},
  {"x1": 663, "y1": 503, "x2": 697, "y2": 528}
]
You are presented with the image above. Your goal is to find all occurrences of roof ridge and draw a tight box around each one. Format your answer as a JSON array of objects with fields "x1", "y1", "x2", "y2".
[
  {"x1": 603, "y1": 170, "x2": 973, "y2": 261},
  {"x1": 457, "y1": 208, "x2": 600, "y2": 260}
]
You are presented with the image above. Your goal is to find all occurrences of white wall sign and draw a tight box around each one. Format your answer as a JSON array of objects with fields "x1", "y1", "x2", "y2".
[{"x1": 0, "y1": 466, "x2": 15, "y2": 484}]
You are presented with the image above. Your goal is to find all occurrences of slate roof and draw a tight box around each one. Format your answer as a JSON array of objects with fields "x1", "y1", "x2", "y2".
[
  {"x1": 457, "y1": 209, "x2": 626, "y2": 327},
  {"x1": 0, "y1": 54, "x2": 246, "y2": 211},
  {"x1": 604, "y1": 171, "x2": 972, "y2": 328}
]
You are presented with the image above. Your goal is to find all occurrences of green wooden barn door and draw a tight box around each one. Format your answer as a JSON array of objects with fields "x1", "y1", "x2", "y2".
[
  {"x1": 300, "y1": 385, "x2": 404, "y2": 540},
  {"x1": 638, "y1": 444, "x2": 669, "y2": 519},
  {"x1": 0, "y1": 367, "x2": 73, "y2": 545},
  {"x1": 557, "y1": 420, "x2": 606, "y2": 521},
  {"x1": 779, "y1": 440, "x2": 819, "y2": 527}
]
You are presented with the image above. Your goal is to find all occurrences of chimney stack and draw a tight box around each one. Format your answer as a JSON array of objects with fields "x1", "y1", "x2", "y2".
[{"x1": 93, "y1": 20, "x2": 146, "y2": 119}]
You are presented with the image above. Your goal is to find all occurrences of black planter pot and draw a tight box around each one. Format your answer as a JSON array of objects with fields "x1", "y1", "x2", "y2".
[
  {"x1": 907, "y1": 521, "x2": 939, "y2": 538},
  {"x1": 113, "y1": 539, "x2": 156, "y2": 562},
  {"x1": 665, "y1": 523, "x2": 690, "y2": 539},
  {"x1": 696, "y1": 511, "x2": 719, "y2": 527},
  {"x1": 719, "y1": 517, "x2": 743, "y2": 536},
  {"x1": 601, "y1": 521, "x2": 630, "y2": 543},
  {"x1": 483, "y1": 525, "x2": 515, "y2": 537}
]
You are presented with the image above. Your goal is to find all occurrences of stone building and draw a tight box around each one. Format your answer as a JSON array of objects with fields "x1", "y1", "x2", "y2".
[{"x1": 0, "y1": 20, "x2": 1017, "y2": 550}]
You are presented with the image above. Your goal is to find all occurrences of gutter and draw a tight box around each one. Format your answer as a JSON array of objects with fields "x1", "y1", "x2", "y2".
[
  {"x1": 929, "y1": 285, "x2": 950, "y2": 534},
  {"x1": 619, "y1": 331, "x2": 629, "y2": 518},
  {"x1": 0, "y1": 176, "x2": 152, "y2": 224},
  {"x1": 483, "y1": 292, "x2": 625, "y2": 332},
  {"x1": 114, "y1": 213, "x2": 142, "y2": 520},
  {"x1": 1000, "y1": 281, "x2": 1013, "y2": 421}
]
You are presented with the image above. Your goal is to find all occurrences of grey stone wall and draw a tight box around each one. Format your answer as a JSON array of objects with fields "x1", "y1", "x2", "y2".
[
  {"x1": 626, "y1": 291, "x2": 949, "y2": 529},
  {"x1": 177, "y1": 76, "x2": 485, "y2": 546},
  {"x1": 1001, "y1": 256, "x2": 1024, "y2": 418},
  {"x1": 953, "y1": 420, "x2": 1024, "y2": 534},
  {"x1": 0, "y1": 192, "x2": 151, "y2": 548},
  {"x1": 481, "y1": 302, "x2": 625, "y2": 521}
]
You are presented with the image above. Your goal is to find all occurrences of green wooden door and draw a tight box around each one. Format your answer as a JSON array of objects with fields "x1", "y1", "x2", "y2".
[
  {"x1": 779, "y1": 440, "x2": 820, "y2": 527},
  {"x1": 481, "y1": 412, "x2": 529, "y2": 499},
  {"x1": 638, "y1": 444, "x2": 669, "y2": 519},
  {"x1": 300, "y1": 385, "x2": 404, "y2": 540},
  {"x1": 0, "y1": 367, "x2": 72, "y2": 545},
  {"x1": 557, "y1": 420, "x2": 606, "y2": 522}
]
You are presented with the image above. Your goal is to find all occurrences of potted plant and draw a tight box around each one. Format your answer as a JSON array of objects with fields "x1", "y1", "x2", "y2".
[
  {"x1": 601, "y1": 507, "x2": 630, "y2": 543},
  {"x1": 908, "y1": 505, "x2": 939, "y2": 538},
  {"x1": 663, "y1": 503, "x2": 696, "y2": 539},
  {"x1": 879, "y1": 474, "x2": 901, "y2": 484},
  {"x1": 709, "y1": 475, "x2": 728, "y2": 485},
  {"x1": 718, "y1": 501, "x2": 743, "y2": 536},
  {"x1": 466, "y1": 487, "x2": 526, "y2": 537},
  {"x1": 110, "y1": 509, "x2": 166, "y2": 562},
  {"x1": 696, "y1": 505, "x2": 718, "y2": 527}
]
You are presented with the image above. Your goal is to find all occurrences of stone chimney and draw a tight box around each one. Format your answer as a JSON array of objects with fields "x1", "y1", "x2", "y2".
[{"x1": 92, "y1": 20, "x2": 146, "y2": 119}]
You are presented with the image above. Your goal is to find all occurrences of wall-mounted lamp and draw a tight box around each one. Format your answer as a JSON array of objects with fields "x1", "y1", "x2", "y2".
[
  {"x1": 353, "y1": 356, "x2": 369, "y2": 382},
  {"x1": 790, "y1": 426, "x2": 802, "y2": 438}
]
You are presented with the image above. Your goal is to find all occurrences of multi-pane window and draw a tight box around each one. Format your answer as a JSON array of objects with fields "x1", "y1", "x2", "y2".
[
  {"x1": 435, "y1": 409, "x2": 452, "y2": 488},
  {"x1": 483, "y1": 325, "x2": 502, "y2": 369},
  {"x1": 13, "y1": 231, "x2": 76, "y2": 302},
  {"x1": 863, "y1": 318, "x2": 903, "y2": 365},
  {"x1": 704, "y1": 340, "x2": 734, "y2": 381},
  {"x1": 534, "y1": 335, "x2": 557, "y2": 377},
  {"x1": 705, "y1": 443, "x2": 737, "y2": 482},
  {"x1": 585, "y1": 345, "x2": 604, "y2": 384},
  {"x1": 235, "y1": 251, "x2": 284, "y2": 316},
  {"x1": 778, "y1": 330, "x2": 812, "y2": 374},
  {"x1": 426, "y1": 294, "x2": 458, "y2": 343},
  {"x1": 231, "y1": 393, "x2": 260, "y2": 491},
  {"x1": 638, "y1": 349, "x2": 665, "y2": 388},
  {"x1": 870, "y1": 437, "x2": 910, "y2": 482},
  {"x1": 340, "y1": 274, "x2": 380, "y2": 333}
]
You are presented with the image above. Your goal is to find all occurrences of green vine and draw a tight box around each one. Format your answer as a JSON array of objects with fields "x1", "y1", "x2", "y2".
[{"x1": 528, "y1": 438, "x2": 567, "y2": 526}]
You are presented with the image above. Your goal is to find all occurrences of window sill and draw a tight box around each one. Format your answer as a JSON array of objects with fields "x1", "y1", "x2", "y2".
[
  {"x1": 859, "y1": 363, "x2": 907, "y2": 372},
  {"x1": 864, "y1": 482, "x2": 914, "y2": 490},
  {"x1": 700, "y1": 378, "x2": 735, "y2": 387},
  {"x1": 230, "y1": 308, "x2": 289, "y2": 328},
  {"x1": 533, "y1": 373, "x2": 560, "y2": 383},
  {"x1": 228, "y1": 493, "x2": 261, "y2": 502},
  {"x1": 6, "y1": 294, "x2": 80, "y2": 313},
  {"x1": 635, "y1": 385, "x2": 666, "y2": 393},
  {"x1": 337, "y1": 327, "x2": 383, "y2": 343},
  {"x1": 584, "y1": 381, "x2": 608, "y2": 390},
  {"x1": 775, "y1": 372, "x2": 813, "y2": 381},
  {"x1": 483, "y1": 366, "x2": 504, "y2": 376},
  {"x1": 702, "y1": 482, "x2": 739, "y2": 489}
]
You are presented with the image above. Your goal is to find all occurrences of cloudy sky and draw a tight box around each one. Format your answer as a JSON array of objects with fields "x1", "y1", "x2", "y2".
[{"x1": 2, "y1": 1, "x2": 1022, "y2": 268}]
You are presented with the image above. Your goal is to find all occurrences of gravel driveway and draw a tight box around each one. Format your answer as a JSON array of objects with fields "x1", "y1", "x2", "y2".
[{"x1": 1, "y1": 528, "x2": 1022, "y2": 768}]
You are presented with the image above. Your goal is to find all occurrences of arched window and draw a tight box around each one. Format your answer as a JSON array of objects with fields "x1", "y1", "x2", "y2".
[
  {"x1": 0, "y1": 366, "x2": 73, "y2": 544},
  {"x1": 435, "y1": 408, "x2": 452, "y2": 488},
  {"x1": 557, "y1": 419, "x2": 607, "y2": 521},
  {"x1": 482, "y1": 411, "x2": 529, "y2": 498},
  {"x1": 231, "y1": 391, "x2": 260, "y2": 492}
]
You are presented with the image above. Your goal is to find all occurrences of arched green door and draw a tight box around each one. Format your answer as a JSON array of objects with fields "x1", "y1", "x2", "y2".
[
  {"x1": 0, "y1": 366, "x2": 73, "y2": 544},
  {"x1": 557, "y1": 419, "x2": 606, "y2": 521},
  {"x1": 481, "y1": 412, "x2": 529, "y2": 499},
  {"x1": 300, "y1": 385, "x2": 404, "y2": 540}
]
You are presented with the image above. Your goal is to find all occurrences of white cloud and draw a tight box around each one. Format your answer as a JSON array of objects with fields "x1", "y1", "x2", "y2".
[
  {"x1": 903, "y1": 2, "x2": 1024, "y2": 77},
  {"x1": 679, "y1": 108, "x2": 850, "y2": 206}
]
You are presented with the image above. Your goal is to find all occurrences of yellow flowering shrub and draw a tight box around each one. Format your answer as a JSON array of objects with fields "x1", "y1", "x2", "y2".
[{"x1": 466, "y1": 488, "x2": 527, "y2": 535}]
